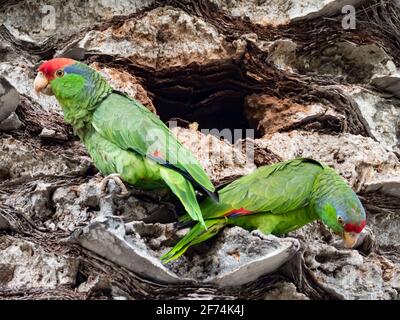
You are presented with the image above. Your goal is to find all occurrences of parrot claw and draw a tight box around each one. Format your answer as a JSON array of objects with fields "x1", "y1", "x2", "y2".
[{"x1": 99, "y1": 174, "x2": 129, "y2": 198}]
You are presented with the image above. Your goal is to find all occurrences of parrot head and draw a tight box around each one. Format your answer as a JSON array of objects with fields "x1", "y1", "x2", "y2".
[
  {"x1": 35, "y1": 58, "x2": 76, "y2": 96},
  {"x1": 34, "y1": 58, "x2": 112, "y2": 130},
  {"x1": 34, "y1": 58, "x2": 111, "y2": 106},
  {"x1": 316, "y1": 193, "x2": 366, "y2": 249}
]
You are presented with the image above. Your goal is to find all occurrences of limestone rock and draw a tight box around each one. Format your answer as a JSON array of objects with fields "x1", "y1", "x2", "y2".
[
  {"x1": 171, "y1": 126, "x2": 257, "y2": 184},
  {"x1": 264, "y1": 281, "x2": 309, "y2": 300},
  {"x1": 245, "y1": 94, "x2": 343, "y2": 136},
  {"x1": 0, "y1": 112, "x2": 22, "y2": 131},
  {"x1": 0, "y1": 77, "x2": 20, "y2": 123},
  {"x1": 73, "y1": 217, "x2": 300, "y2": 287},
  {"x1": 0, "y1": 137, "x2": 91, "y2": 180},
  {"x1": 78, "y1": 6, "x2": 245, "y2": 70},
  {"x1": 0, "y1": 235, "x2": 78, "y2": 290},
  {"x1": 343, "y1": 86, "x2": 400, "y2": 152},
  {"x1": 211, "y1": 0, "x2": 367, "y2": 26},
  {"x1": 371, "y1": 73, "x2": 400, "y2": 99},
  {"x1": 0, "y1": 0, "x2": 155, "y2": 44}
]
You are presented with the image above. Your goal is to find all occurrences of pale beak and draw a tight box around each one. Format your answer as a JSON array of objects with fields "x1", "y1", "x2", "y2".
[
  {"x1": 342, "y1": 231, "x2": 360, "y2": 249},
  {"x1": 34, "y1": 72, "x2": 53, "y2": 96}
]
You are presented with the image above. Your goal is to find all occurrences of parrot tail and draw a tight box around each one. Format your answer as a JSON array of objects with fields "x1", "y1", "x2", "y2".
[
  {"x1": 159, "y1": 167, "x2": 206, "y2": 228},
  {"x1": 161, "y1": 218, "x2": 227, "y2": 264}
]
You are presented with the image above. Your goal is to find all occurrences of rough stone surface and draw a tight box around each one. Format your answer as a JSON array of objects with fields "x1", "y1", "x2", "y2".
[
  {"x1": 0, "y1": 112, "x2": 22, "y2": 131},
  {"x1": 264, "y1": 281, "x2": 309, "y2": 300},
  {"x1": 295, "y1": 43, "x2": 396, "y2": 83},
  {"x1": 211, "y1": 0, "x2": 367, "y2": 26},
  {"x1": 288, "y1": 221, "x2": 400, "y2": 300},
  {"x1": 164, "y1": 227, "x2": 300, "y2": 287},
  {"x1": 371, "y1": 73, "x2": 400, "y2": 98},
  {"x1": 0, "y1": 235, "x2": 78, "y2": 289},
  {"x1": 262, "y1": 39, "x2": 298, "y2": 72},
  {"x1": 257, "y1": 40, "x2": 397, "y2": 84},
  {"x1": 78, "y1": 6, "x2": 245, "y2": 70},
  {"x1": 0, "y1": 77, "x2": 20, "y2": 124},
  {"x1": 0, "y1": 0, "x2": 155, "y2": 43},
  {"x1": 303, "y1": 242, "x2": 398, "y2": 299},
  {"x1": 245, "y1": 94, "x2": 343, "y2": 136},
  {"x1": 73, "y1": 216, "x2": 186, "y2": 284},
  {"x1": 0, "y1": 136, "x2": 91, "y2": 180},
  {"x1": 74, "y1": 214, "x2": 300, "y2": 287},
  {"x1": 171, "y1": 126, "x2": 257, "y2": 184},
  {"x1": 0, "y1": 60, "x2": 60, "y2": 113},
  {"x1": 343, "y1": 86, "x2": 400, "y2": 152}
]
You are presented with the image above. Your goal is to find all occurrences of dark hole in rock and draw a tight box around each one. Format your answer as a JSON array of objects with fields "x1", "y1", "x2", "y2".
[
  {"x1": 142, "y1": 64, "x2": 262, "y2": 142},
  {"x1": 155, "y1": 93, "x2": 260, "y2": 142},
  {"x1": 75, "y1": 270, "x2": 88, "y2": 287},
  {"x1": 314, "y1": 254, "x2": 331, "y2": 264}
]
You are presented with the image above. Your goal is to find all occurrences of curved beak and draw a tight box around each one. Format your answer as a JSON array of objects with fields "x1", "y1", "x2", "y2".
[
  {"x1": 34, "y1": 72, "x2": 53, "y2": 96},
  {"x1": 342, "y1": 231, "x2": 360, "y2": 248}
]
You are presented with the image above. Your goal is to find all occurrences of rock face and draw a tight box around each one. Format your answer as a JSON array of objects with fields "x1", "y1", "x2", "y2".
[
  {"x1": 0, "y1": 77, "x2": 21, "y2": 131},
  {"x1": 78, "y1": 6, "x2": 245, "y2": 70},
  {"x1": 0, "y1": 236, "x2": 78, "y2": 290},
  {"x1": 211, "y1": 0, "x2": 367, "y2": 25},
  {"x1": 165, "y1": 228, "x2": 300, "y2": 287},
  {"x1": 343, "y1": 86, "x2": 400, "y2": 152},
  {"x1": 73, "y1": 216, "x2": 300, "y2": 287},
  {"x1": 245, "y1": 94, "x2": 343, "y2": 136},
  {"x1": 0, "y1": 0, "x2": 155, "y2": 43},
  {"x1": 296, "y1": 43, "x2": 396, "y2": 84},
  {"x1": 289, "y1": 222, "x2": 400, "y2": 300},
  {"x1": 1, "y1": 0, "x2": 400, "y2": 300},
  {"x1": 171, "y1": 126, "x2": 256, "y2": 184},
  {"x1": 0, "y1": 136, "x2": 91, "y2": 180},
  {"x1": 372, "y1": 73, "x2": 400, "y2": 99}
]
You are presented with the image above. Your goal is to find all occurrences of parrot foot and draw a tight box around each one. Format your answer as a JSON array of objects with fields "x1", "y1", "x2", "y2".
[{"x1": 99, "y1": 174, "x2": 129, "y2": 198}]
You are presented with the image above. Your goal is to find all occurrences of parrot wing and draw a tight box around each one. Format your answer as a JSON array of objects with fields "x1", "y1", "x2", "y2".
[
  {"x1": 196, "y1": 158, "x2": 324, "y2": 220},
  {"x1": 91, "y1": 92, "x2": 217, "y2": 200}
]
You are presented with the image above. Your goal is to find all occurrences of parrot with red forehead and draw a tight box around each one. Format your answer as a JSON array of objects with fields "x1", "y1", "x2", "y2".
[
  {"x1": 34, "y1": 58, "x2": 218, "y2": 226},
  {"x1": 162, "y1": 158, "x2": 367, "y2": 263}
]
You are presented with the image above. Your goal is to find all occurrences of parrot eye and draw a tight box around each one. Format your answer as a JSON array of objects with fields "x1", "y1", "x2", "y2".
[
  {"x1": 338, "y1": 216, "x2": 344, "y2": 225},
  {"x1": 55, "y1": 69, "x2": 64, "y2": 78}
]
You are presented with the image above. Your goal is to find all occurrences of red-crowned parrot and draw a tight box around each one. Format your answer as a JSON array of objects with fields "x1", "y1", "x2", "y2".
[
  {"x1": 161, "y1": 158, "x2": 367, "y2": 263},
  {"x1": 34, "y1": 58, "x2": 218, "y2": 226}
]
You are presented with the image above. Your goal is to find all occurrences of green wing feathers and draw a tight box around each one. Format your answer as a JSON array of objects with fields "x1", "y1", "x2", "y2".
[
  {"x1": 159, "y1": 167, "x2": 205, "y2": 227},
  {"x1": 163, "y1": 159, "x2": 325, "y2": 262},
  {"x1": 92, "y1": 93, "x2": 215, "y2": 194},
  {"x1": 195, "y1": 158, "x2": 324, "y2": 220}
]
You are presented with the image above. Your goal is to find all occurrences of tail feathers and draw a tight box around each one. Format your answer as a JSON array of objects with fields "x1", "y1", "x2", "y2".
[
  {"x1": 150, "y1": 155, "x2": 220, "y2": 203},
  {"x1": 161, "y1": 218, "x2": 227, "y2": 264},
  {"x1": 175, "y1": 167, "x2": 219, "y2": 203},
  {"x1": 159, "y1": 167, "x2": 205, "y2": 228}
]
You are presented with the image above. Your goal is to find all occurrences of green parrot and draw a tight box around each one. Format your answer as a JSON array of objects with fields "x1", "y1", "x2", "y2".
[
  {"x1": 34, "y1": 58, "x2": 218, "y2": 226},
  {"x1": 161, "y1": 158, "x2": 367, "y2": 263}
]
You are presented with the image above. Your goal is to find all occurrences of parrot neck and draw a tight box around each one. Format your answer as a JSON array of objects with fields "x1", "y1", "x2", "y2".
[
  {"x1": 53, "y1": 64, "x2": 113, "y2": 134},
  {"x1": 310, "y1": 167, "x2": 353, "y2": 231}
]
